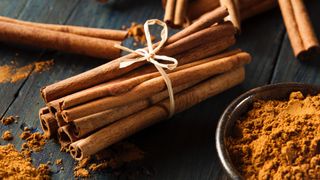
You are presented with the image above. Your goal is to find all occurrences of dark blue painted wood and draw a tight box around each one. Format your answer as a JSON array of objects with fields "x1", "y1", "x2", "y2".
[{"x1": 3, "y1": 0, "x2": 318, "y2": 179}]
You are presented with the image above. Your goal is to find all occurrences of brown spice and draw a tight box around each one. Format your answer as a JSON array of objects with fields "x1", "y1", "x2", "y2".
[
  {"x1": 0, "y1": 59, "x2": 54, "y2": 83},
  {"x1": 55, "y1": 159, "x2": 63, "y2": 165},
  {"x1": 24, "y1": 132, "x2": 47, "y2": 152},
  {"x1": 20, "y1": 131, "x2": 32, "y2": 140},
  {"x1": 2, "y1": 130, "x2": 13, "y2": 141},
  {"x1": 1, "y1": 115, "x2": 16, "y2": 125},
  {"x1": 74, "y1": 168, "x2": 89, "y2": 178},
  {"x1": 89, "y1": 162, "x2": 108, "y2": 171},
  {"x1": 127, "y1": 22, "x2": 155, "y2": 45},
  {"x1": 228, "y1": 91, "x2": 320, "y2": 179},
  {"x1": 0, "y1": 144, "x2": 50, "y2": 179}
]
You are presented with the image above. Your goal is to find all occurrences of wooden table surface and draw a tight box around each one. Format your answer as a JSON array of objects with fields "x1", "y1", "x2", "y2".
[{"x1": 0, "y1": 0, "x2": 319, "y2": 179}]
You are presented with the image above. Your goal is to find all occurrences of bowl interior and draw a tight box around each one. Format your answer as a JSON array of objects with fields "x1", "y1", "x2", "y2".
[{"x1": 216, "y1": 83, "x2": 320, "y2": 179}]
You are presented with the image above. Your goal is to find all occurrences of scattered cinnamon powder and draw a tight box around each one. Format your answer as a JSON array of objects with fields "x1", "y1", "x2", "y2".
[
  {"x1": 24, "y1": 132, "x2": 47, "y2": 152},
  {"x1": 20, "y1": 131, "x2": 32, "y2": 140},
  {"x1": 0, "y1": 59, "x2": 54, "y2": 83},
  {"x1": 0, "y1": 144, "x2": 50, "y2": 179},
  {"x1": 1, "y1": 115, "x2": 16, "y2": 125},
  {"x1": 55, "y1": 159, "x2": 63, "y2": 165},
  {"x1": 228, "y1": 91, "x2": 320, "y2": 179},
  {"x1": 2, "y1": 130, "x2": 13, "y2": 141},
  {"x1": 73, "y1": 142, "x2": 144, "y2": 177},
  {"x1": 127, "y1": 23, "x2": 155, "y2": 45}
]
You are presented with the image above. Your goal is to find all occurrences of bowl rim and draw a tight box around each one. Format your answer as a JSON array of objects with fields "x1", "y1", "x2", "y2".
[{"x1": 215, "y1": 82, "x2": 320, "y2": 179}]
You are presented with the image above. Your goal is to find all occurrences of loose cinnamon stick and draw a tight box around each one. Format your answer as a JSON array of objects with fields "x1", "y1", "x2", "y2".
[
  {"x1": 69, "y1": 67, "x2": 246, "y2": 160},
  {"x1": 61, "y1": 52, "x2": 251, "y2": 121},
  {"x1": 0, "y1": 16, "x2": 127, "y2": 41},
  {"x1": 278, "y1": 0, "x2": 320, "y2": 60},
  {"x1": 173, "y1": 0, "x2": 188, "y2": 27},
  {"x1": 39, "y1": 107, "x2": 58, "y2": 139},
  {"x1": 55, "y1": 113, "x2": 67, "y2": 127},
  {"x1": 219, "y1": 0, "x2": 241, "y2": 31},
  {"x1": 164, "y1": 0, "x2": 176, "y2": 25},
  {"x1": 41, "y1": 8, "x2": 229, "y2": 103},
  {"x1": 0, "y1": 21, "x2": 121, "y2": 59}
]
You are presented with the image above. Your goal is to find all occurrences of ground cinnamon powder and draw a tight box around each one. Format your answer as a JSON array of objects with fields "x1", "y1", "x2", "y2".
[
  {"x1": 228, "y1": 91, "x2": 320, "y2": 179},
  {"x1": 0, "y1": 59, "x2": 54, "y2": 83},
  {"x1": 0, "y1": 144, "x2": 50, "y2": 179}
]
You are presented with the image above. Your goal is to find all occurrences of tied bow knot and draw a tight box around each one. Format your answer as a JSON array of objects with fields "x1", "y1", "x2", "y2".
[{"x1": 115, "y1": 19, "x2": 178, "y2": 117}]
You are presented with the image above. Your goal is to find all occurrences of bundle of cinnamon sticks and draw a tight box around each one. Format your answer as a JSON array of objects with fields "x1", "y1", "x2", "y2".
[
  {"x1": 0, "y1": 16, "x2": 127, "y2": 59},
  {"x1": 39, "y1": 8, "x2": 251, "y2": 160}
]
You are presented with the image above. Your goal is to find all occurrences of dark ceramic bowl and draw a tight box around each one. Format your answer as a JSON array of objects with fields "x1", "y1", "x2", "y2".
[{"x1": 215, "y1": 82, "x2": 320, "y2": 180}]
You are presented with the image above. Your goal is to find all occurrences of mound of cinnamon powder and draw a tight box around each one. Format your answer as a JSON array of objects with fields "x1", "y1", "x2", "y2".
[
  {"x1": 0, "y1": 144, "x2": 50, "y2": 179},
  {"x1": 227, "y1": 91, "x2": 320, "y2": 179}
]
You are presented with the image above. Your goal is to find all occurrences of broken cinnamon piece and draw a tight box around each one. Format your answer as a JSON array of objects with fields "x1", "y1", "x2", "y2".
[
  {"x1": 127, "y1": 23, "x2": 155, "y2": 45},
  {"x1": 1, "y1": 115, "x2": 15, "y2": 125},
  {"x1": 74, "y1": 168, "x2": 89, "y2": 178},
  {"x1": 2, "y1": 130, "x2": 13, "y2": 141},
  {"x1": 89, "y1": 162, "x2": 108, "y2": 171},
  {"x1": 19, "y1": 131, "x2": 32, "y2": 140},
  {"x1": 55, "y1": 159, "x2": 63, "y2": 165}
]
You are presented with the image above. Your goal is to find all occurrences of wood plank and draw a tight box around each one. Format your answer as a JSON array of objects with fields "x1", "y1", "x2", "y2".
[
  {"x1": 0, "y1": 1, "x2": 286, "y2": 180},
  {"x1": 271, "y1": 0, "x2": 320, "y2": 84}
]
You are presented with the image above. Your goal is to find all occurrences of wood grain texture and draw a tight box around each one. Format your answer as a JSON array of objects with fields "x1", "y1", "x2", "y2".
[{"x1": 1, "y1": 0, "x2": 318, "y2": 179}]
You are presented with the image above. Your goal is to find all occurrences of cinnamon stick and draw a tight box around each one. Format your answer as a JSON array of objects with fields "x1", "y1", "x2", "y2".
[
  {"x1": 173, "y1": 0, "x2": 188, "y2": 27},
  {"x1": 58, "y1": 125, "x2": 79, "y2": 148},
  {"x1": 41, "y1": 8, "x2": 229, "y2": 103},
  {"x1": 61, "y1": 52, "x2": 251, "y2": 121},
  {"x1": 219, "y1": 0, "x2": 241, "y2": 31},
  {"x1": 278, "y1": 0, "x2": 320, "y2": 60},
  {"x1": 65, "y1": 80, "x2": 200, "y2": 139},
  {"x1": 0, "y1": 21, "x2": 121, "y2": 59},
  {"x1": 0, "y1": 16, "x2": 127, "y2": 41},
  {"x1": 55, "y1": 113, "x2": 67, "y2": 127},
  {"x1": 69, "y1": 67, "x2": 246, "y2": 160},
  {"x1": 39, "y1": 107, "x2": 58, "y2": 139},
  {"x1": 164, "y1": 0, "x2": 176, "y2": 25}
]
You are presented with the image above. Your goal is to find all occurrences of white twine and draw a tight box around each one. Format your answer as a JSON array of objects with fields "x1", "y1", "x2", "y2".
[{"x1": 115, "y1": 19, "x2": 178, "y2": 118}]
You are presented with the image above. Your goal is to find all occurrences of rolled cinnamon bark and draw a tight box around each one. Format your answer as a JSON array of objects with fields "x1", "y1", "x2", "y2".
[
  {"x1": 0, "y1": 16, "x2": 127, "y2": 41},
  {"x1": 164, "y1": 0, "x2": 176, "y2": 25},
  {"x1": 69, "y1": 67, "x2": 246, "y2": 160},
  {"x1": 39, "y1": 107, "x2": 58, "y2": 139},
  {"x1": 61, "y1": 52, "x2": 251, "y2": 121},
  {"x1": 0, "y1": 21, "x2": 121, "y2": 59},
  {"x1": 173, "y1": 0, "x2": 188, "y2": 27},
  {"x1": 58, "y1": 125, "x2": 79, "y2": 147},
  {"x1": 278, "y1": 0, "x2": 320, "y2": 60},
  {"x1": 220, "y1": 0, "x2": 241, "y2": 31},
  {"x1": 68, "y1": 80, "x2": 201, "y2": 139},
  {"x1": 41, "y1": 8, "x2": 229, "y2": 103}
]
